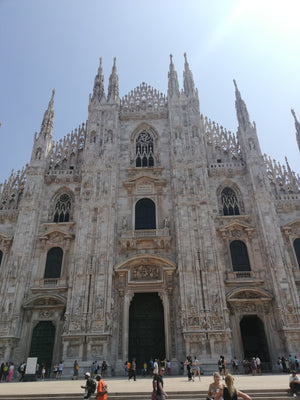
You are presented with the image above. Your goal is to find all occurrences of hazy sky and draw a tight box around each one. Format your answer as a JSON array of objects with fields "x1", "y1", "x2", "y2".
[{"x1": 0, "y1": 0, "x2": 299, "y2": 184}]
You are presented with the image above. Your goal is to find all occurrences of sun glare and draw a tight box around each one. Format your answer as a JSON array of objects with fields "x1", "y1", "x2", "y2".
[{"x1": 236, "y1": 0, "x2": 300, "y2": 33}]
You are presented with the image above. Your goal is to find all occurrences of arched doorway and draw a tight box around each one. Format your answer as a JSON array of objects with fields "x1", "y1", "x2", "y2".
[
  {"x1": 29, "y1": 321, "x2": 55, "y2": 377},
  {"x1": 240, "y1": 315, "x2": 270, "y2": 362},
  {"x1": 129, "y1": 292, "x2": 165, "y2": 371}
]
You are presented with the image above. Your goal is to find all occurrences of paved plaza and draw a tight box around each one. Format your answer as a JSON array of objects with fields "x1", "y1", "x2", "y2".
[{"x1": 0, "y1": 374, "x2": 292, "y2": 396}]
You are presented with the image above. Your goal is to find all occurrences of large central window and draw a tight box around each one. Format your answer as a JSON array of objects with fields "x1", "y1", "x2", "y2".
[
  {"x1": 136, "y1": 132, "x2": 154, "y2": 167},
  {"x1": 135, "y1": 198, "x2": 156, "y2": 230}
]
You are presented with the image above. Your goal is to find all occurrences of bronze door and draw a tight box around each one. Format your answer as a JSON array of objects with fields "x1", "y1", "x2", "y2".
[{"x1": 129, "y1": 292, "x2": 165, "y2": 371}]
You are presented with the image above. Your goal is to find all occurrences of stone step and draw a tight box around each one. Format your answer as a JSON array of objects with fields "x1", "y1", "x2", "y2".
[{"x1": 0, "y1": 389, "x2": 294, "y2": 400}]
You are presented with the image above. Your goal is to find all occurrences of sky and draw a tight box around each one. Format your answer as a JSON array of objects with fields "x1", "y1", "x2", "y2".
[{"x1": 0, "y1": 0, "x2": 299, "y2": 184}]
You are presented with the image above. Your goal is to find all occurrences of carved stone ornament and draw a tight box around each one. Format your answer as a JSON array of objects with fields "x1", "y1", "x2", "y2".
[
  {"x1": 39, "y1": 310, "x2": 54, "y2": 319},
  {"x1": 281, "y1": 218, "x2": 300, "y2": 238},
  {"x1": 218, "y1": 220, "x2": 254, "y2": 240},
  {"x1": 131, "y1": 265, "x2": 161, "y2": 281},
  {"x1": 38, "y1": 224, "x2": 75, "y2": 248}
]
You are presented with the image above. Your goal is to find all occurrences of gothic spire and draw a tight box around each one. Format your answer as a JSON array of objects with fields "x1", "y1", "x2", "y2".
[
  {"x1": 291, "y1": 108, "x2": 300, "y2": 152},
  {"x1": 168, "y1": 54, "x2": 179, "y2": 98},
  {"x1": 92, "y1": 57, "x2": 105, "y2": 102},
  {"x1": 40, "y1": 89, "x2": 55, "y2": 138},
  {"x1": 107, "y1": 57, "x2": 119, "y2": 102},
  {"x1": 234, "y1": 79, "x2": 251, "y2": 131},
  {"x1": 183, "y1": 53, "x2": 195, "y2": 97}
]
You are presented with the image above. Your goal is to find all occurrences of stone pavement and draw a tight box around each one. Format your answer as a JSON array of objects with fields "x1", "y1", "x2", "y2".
[{"x1": 0, "y1": 374, "x2": 291, "y2": 396}]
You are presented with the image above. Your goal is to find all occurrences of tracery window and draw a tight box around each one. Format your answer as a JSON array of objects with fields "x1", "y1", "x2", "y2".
[
  {"x1": 136, "y1": 132, "x2": 154, "y2": 167},
  {"x1": 294, "y1": 238, "x2": 300, "y2": 268},
  {"x1": 44, "y1": 247, "x2": 63, "y2": 279},
  {"x1": 221, "y1": 187, "x2": 240, "y2": 216},
  {"x1": 53, "y1": 194, "x2": 71, "y2": 222},
  {"x1": 0, "y1": 250, "x2": 3, "y2": 267},
  {"x1": 230, "y1": 240, "x2": 251, "y2": 271},
  {"x1": 135, "y1": 198, "x2": 156, "y2": 230}
]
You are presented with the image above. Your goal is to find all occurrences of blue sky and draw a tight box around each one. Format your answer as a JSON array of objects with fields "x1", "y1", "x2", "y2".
[{"x1": 0, "y1": 0, "x2": 299, "y2": 184}]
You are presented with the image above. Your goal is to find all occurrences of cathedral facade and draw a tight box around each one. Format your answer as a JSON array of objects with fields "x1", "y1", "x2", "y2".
[{"x1": 0, "y1": 55, "x2": 300, "y2": 376}]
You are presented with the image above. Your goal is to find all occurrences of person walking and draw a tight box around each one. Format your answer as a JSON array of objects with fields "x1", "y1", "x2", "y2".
[
  {"x1": 81, "y1": 372, "x2": 96, "y2": 400},
  {"x1": 95, "y1": 374, "x2": 108, "y2": 400},
  {"x1": 156, "y1": 367, "x2": 168, "y2": 400},
  {"x1": 41, "y1": 363, "x2": 46, "y2": 380},
  {"x1": 7, "y1": 363, "x2": 14, "y2": 382},
  {"x1": 152, "y1": 372, "x2": 158, "y2": 400},
  {"x1": 58, "y1": 361, "x2": 64, "y2": 379},
  {"x1": 193, "y1": 356, "x2": 201, "y2": 381},
  {"x1": 215, "y1": 373, "x2": 252, "y2": 400}
]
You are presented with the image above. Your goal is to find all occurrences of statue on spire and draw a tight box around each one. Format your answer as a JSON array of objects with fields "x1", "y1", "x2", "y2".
[
  {"x1": 291, "y1": 108, "x2": 300, "y2": 152},
  {"x1": 40, "y1": 89, "x2": 55, "y2": 139},
  {"x1": 92, "y1": 57, "x2": 105, "y2": 103},
  {"x1": 183, "y1": 53, "x2": 195, "y2": 97},
  {"x1": 168, "y1": 54, "x2": 179, "y2": 98},
  {"x1": 107, "y1": 57, "x2": 119, "y2": 103},
  {"x1": 233, "y1": 79, "x2": 252, "y2": 131}
]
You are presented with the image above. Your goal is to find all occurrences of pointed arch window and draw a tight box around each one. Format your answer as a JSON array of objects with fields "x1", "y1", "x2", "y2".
[
  {"x1": 294, "y1": 238, "x2": 300, "y2": 268},
  {"x1": 53, "y1": 194, "x2": 72, "y2": 222},
  {"x1": 44, "y1": 247, "x2": 63, "y2": 279},
  {"x1": 221, "y1": 187, "x2": 240, "y2": 216},
  {"x1": 135, "y1": 198, "x2": 156, "y2": 229},
  {"x1": 136, "y1": 132, "x2": 154, "y2": 167},
  {"x1": 0, "y1": 250, "x2": 3, "y2": 267},
  {"x1": 230, "y1": 240, "x2": 251, "y2": 271}
]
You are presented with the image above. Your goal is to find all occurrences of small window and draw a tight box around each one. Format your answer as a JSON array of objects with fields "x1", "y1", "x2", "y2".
[
  {"x1": 136, "y1": 132, "x2": 154, "y2": 167},
  {"x1": 230, "y1": 240, "x2": 251, "y2": 271},
  {"x1": 221, "y1": 187, "x2": 240, "y2": 216},
  {"x1": 53, "y1": 194, "x2": 72, "y2": 222},
  {"x1": 135, "y1": 198, "x2": 156, "y2": 230},
  {"x1": 0, "y1": 250, "x2": 3, "y2": 267},
  {"x1": 44, "y1": 247, "x2": 63, "y2": 279},
  {"x1": 294, "y1": 238, "x2": 300, "y2": 268}
]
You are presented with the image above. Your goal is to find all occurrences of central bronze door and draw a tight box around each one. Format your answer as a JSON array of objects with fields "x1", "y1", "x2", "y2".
[
  {"x1": 29, "y1": 321, "x2": 55, "y2": 377},
  {"x1": 129, "y1": 292, "x2": 165, "y2": 371}
]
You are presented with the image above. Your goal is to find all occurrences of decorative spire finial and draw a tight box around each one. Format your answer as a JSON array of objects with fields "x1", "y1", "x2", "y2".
[
  {"x1": 92, "y1": 57, "x2": 105, "y2": 102},
  {"x1": 233, "y1": 79, "x2": 251, "y2": 130},
  {"x1": 107, "y1": 57, "x2": 119, "y2": 102},
  {"x1": 40, "y1": 90, "x2": 55, "y2": 138},
  {"x1": 183, "y1": 52, "x2": 195, "y2": 97},
  {"x1": 168, "y1": 54, "x2": 179, "y2": 98},
  {"x1": 291, "y1": 108, "x2": 300, "y2": 152}
]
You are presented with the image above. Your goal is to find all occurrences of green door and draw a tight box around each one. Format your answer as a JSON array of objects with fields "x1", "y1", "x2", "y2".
[
  {"x1": 29, "y1": 321, "x2": 55, "y2": 377},
  {"x1": 129, "y1": 292, "x2": 165, "y2": 372}
]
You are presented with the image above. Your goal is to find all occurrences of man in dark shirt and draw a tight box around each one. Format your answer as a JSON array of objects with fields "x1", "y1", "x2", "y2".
[
  {"x1": 81, "y1": 372, "x2": 96, "y2": 399},
  {"x1": 156, "y1": 367, "x2": 168, "y2": 400}
]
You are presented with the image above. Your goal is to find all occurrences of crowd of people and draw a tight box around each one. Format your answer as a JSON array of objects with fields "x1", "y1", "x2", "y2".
[
  {"x1": 0, "y1": 362, "x2": 15, "y2": 382},
  {"x1": 90, "y1": 360, "x2": 108, "y2": 378},
  {"x1": 277, "y1": 355, "x2": 300, "y2": 373},
  {"x1": 123, "y1": 358, "x2": 172, "y2": 379}
]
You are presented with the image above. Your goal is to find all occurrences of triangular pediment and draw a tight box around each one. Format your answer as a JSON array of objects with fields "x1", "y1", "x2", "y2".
[
  {"x1": 120, "y1": 82, "x2": 167, "y2": 118},
  {"x1": 218, "y1": 220, "x2": 254, "y2": 233},
  {"x1": 0, "y1": 231, "x2": 13, "y2": 241},
  {"x1": 123, "y1": 173, "x2": 166, "y2": 187},
  {"x1": 121, "y1": 82, "x2": 166, "y2": 103},
  {"x1": 282, "y1": 218, "x2": 300, "y2": 229},
  {"x1": 38, "y1": 225, "x2": 74, "y2": 241}
]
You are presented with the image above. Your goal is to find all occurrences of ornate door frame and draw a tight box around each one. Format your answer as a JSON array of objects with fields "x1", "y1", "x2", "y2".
[{"x1": 114, "y1": 255, "x2": 176, "y2": 364}]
